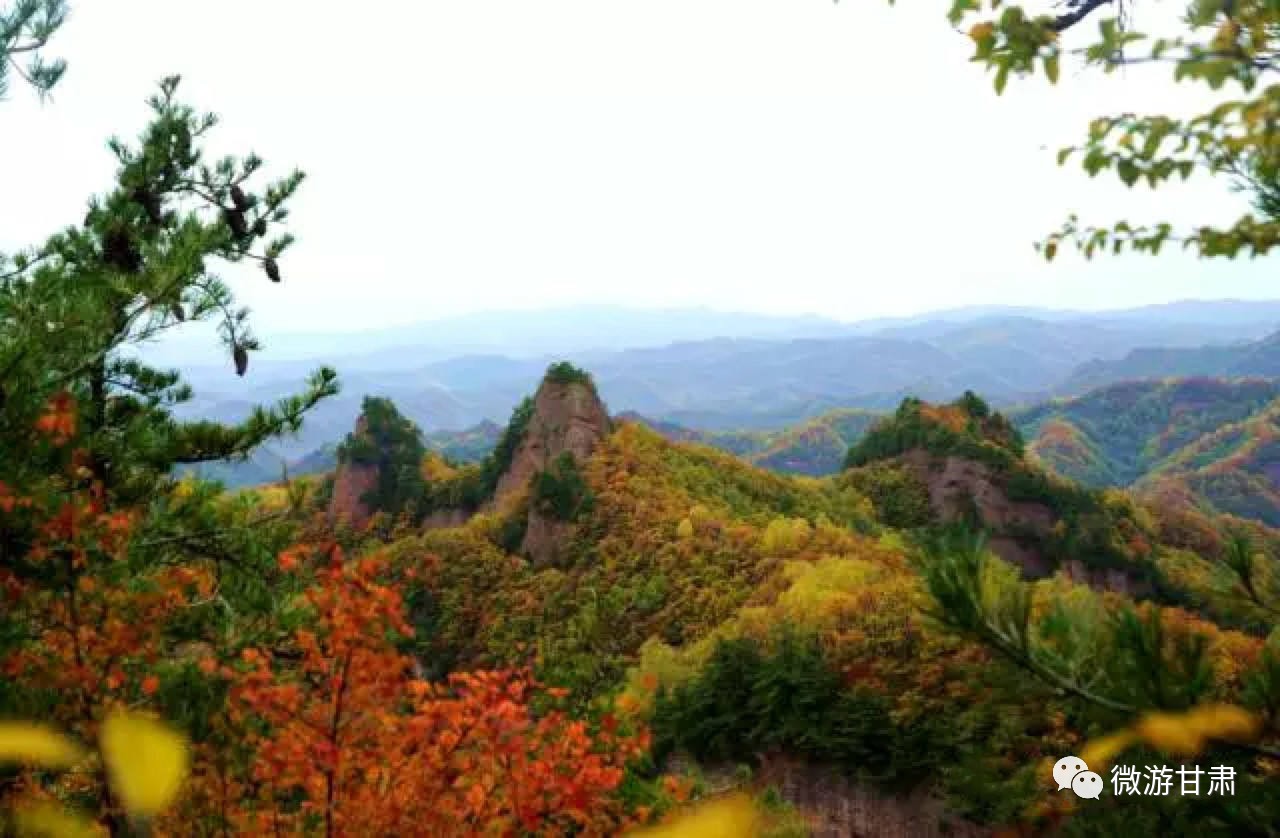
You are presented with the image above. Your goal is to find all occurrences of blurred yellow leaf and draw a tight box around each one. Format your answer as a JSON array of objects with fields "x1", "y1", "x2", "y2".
[
  {"x1": 12, "y1": 801, "x2": 101, "y2": 838},
  {"x1": 0, "y1": 723, "x2": 87, "y2": 769},
  {"x1": 627, "y1": 793, "x2": 759, "y2": 838},
  {"x1": 99, "y1": 711, "x2": 190, "y2": 817},
  {"x1": 968, "y1": 22, "x2": 994, "y2": 41},
  {"x1": 1136, "y1": 704, "x2": 1260, "y2": 756}
]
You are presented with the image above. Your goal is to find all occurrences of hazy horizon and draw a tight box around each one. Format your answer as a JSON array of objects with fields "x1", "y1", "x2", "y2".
[{"x1": 3, "y1": 1, "x2": 1276, "y2": 338}]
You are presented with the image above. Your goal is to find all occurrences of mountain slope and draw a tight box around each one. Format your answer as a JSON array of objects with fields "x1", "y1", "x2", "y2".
[
  {"x1": 344, "y1": 367, "x2": 1276, "y2": 835},
  {"x1": 1013, "y1": 378, "x2": 1280, "y2": 486},
  {"x1": 1136, "y1": 401, "x2": 1280, "y2": 527}
]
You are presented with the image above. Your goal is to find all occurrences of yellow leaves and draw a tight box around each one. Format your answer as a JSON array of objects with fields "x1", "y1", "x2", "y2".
[
  {"x1": 0, "y1": 713, "x2": 188, "y2": 830},
  {"x1": 100, "y1": 711, "x2": 190, "y2": 817},
  {"x1": 968, "y1": 21, "x2": 994, "y2": 41},
  {"x1": 0, "y1": 723, "x2": 87, "y2": 769},
  {"x1": 1135, "y1": 704, "x2": 1260, "y2": 756},
  {"x1": 1078, "y1": 703, "x2": 1262, "y2": 772},
  {"x1": 626, "y1": 793, "x2": 759, "y2": 838},
  {"x1": 760, "y1": 517, "x2": 811, "y2": 556},
  {"x1": 171, "y1": 476, "x2": 196, "y2": 501},
  {"x1": 1211, "y1": 19, "x2": 1240, "y2": 52},
  {"x1": 11, "y1": 802, "x2": 101, "y2": 838},
  {"x1": 676, "y1": 518, "x2": 694, "y2": 539}
]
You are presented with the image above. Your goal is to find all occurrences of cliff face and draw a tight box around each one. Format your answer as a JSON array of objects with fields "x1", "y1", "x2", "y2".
[
  {"x1": 493, "y1": 376, "x2": 612, "y2": 510},
  {"x1": 327, "y1": 415, "x2": 377, "y2": 530},
  {"x1": 892, "y1": 449, "x2": 1150, "y2": 597},
  {"x1": 902, "y1": 449, "x2": 1057, "y2": 578},
  {"x1": 484, "y1": 372, "x2": 611, "y2": 565}
]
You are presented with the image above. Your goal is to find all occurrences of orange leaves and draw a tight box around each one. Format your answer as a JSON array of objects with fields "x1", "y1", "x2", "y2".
[
  {"x1": 227, "y1": 552, "x2": 644, "y2": 836},
  {"x1": 276, "y1": 545, "x2": 306, "y2": 572},
  {"x1": 34, "y1": 390, "x2": 76, "y2": 445},
  {"x1": 0, "y1": 481, "x2": 24, "y2": 514}
]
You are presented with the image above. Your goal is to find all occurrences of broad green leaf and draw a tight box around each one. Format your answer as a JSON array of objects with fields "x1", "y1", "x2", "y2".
[
  {"x1": 993, "y1": 63, "x2": 1010, "y2": 95},
  {"x1": 1043, "y1": 52, "x2": 1060, "y2": 84}
]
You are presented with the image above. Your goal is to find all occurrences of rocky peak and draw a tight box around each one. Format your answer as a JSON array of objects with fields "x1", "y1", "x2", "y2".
[
  {"x1": 328, "y1": 414, "x2": 377, "y2": 530},
  {"x1": 326, "y1": 396, "x2": 428, "y2": 531},
  {"x1": 846, "y1": 394, "x2": 1156, "y2": 597},
  {"x1": 492, "y1": 364, "x2": 612, "y2": 508},
  {"x1": 483, "y1": 364, "x2": 612, "y2": 566}
]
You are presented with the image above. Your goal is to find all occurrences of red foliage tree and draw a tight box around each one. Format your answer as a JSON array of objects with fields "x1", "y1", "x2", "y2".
[{"x1": 218, "y1": 547, "x2": 647, "y2": 837}]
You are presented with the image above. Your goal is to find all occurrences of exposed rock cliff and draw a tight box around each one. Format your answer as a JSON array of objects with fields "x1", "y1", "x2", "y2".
[
  {"x1": 491, "y1": 366, "x2": 611, "y2": 565},
  {"x1": 492, "y1": 370, "x2": 612, "y2": 510},
  {"x1": 327, "y1": 415, "x2": 378, "y2": 530},
  {"x1": 845, "y1": 395, "x2": 1157, "y2": 597}
]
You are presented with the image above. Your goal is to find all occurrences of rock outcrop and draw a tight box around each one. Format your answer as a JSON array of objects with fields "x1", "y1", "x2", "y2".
[
  {"x1": 492, "y1": 368, "x2": 611, "y2": 565},
  {"x1": 327, "y1": 415, "x2": 378, "y2": 530},
  {"x1": 892, "y1": 449, "x2": 1151, "y2": 596},
  {"x1": 492, "y1": 374, "x2": 612, "y2": 509},
  {"x1": 902, "y1": 449, "x2": 1057, "y2": 577},
  {"x1": 757, "y1": 755, "x2": 989, "y2": 838}
]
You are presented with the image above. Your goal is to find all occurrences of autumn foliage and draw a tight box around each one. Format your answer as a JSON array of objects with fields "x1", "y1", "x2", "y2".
[
  {"x1": 217, "y1": 547, "x2": 646, "y2": 836},
  {"x1": 2, "y1": 395, "x2": 649, "y2": 836}
]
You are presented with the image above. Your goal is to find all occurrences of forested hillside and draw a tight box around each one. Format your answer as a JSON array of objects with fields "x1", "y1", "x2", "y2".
[
  {"x1": 6, "y1": 0, "x2": 1280, "y2": 833},
  {"x1": 1016, "y1": 379, "x2": 1280, "y2": 526},
  {"x1": 299, "y1": 370, "x2": 1280, "y2": 835}
]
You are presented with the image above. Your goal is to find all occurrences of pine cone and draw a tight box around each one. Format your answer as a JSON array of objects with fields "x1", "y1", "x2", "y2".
[
  {"x1": 230, "y1": 185, "x2": 250, "y2": 211},
  {"x1": 233, "y1": 345, "x2": 249, "y2": 377},
  {"x1": 103, "y1": 226, "x2": 142, "y2": 273},
  {"x1": 253, "y1": 218, "x2": 267, "y2": 237},
  {"x1": 223, "y1": 208, "x2": 248, "y2": 238},
  {"x1": 132, "y1": 187, "x2": 163, "y2": 224},
  {"x1": 264, "y1": 258, "x2": 280, "y2": 283}
]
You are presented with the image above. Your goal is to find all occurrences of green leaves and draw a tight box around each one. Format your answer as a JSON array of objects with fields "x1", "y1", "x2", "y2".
[
  {"x1": 933, "y1": 0, "x2": 1280, "y2": 265},
  {"x1": 993, "y1": 63, "x2": 1011, "y2": 95},
  {"x1": 0, "y1": 77, "x2": 338, "y2": 513},
  {"x1": 1043, "y1": 50, "x2": 1060, "y2": 84}
]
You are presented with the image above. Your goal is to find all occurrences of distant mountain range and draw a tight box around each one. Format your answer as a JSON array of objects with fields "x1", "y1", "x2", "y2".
[
  {"x1": 170, "y1": 299, "x2": 1280, "y2": 484},
  {"x1": 190, "y1": 369, "x2": 1280, "y2": 531},
  {"x1": 1060, "y1": 330, "x2": 1280, "y2": 393}
]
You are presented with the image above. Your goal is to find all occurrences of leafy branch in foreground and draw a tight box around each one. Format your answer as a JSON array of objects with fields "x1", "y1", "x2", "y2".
[{"x1": 877, "y1": 0, "x2": 1280, "y2": 260}]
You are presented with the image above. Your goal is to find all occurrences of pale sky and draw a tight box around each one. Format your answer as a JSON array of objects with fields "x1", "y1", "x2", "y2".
[{"x1": 3, "y1": 0, "x2": 1275, "y2": 334}]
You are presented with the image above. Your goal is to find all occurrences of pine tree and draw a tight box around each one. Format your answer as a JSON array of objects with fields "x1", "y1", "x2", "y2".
[
  {"x1": 0, "y1": 0, "x2": 68, "y2": 100},
  {"x1": 0, "y1": 76, "x2": 337, "y2": 509},
  {"x1": 0, "y1": 76, "x2": 338, "y2": 665}
]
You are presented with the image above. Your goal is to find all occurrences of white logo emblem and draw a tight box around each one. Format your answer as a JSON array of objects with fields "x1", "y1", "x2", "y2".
[{"x1": 1053, "y1": 755, "x2": 1098, "y2": 798}]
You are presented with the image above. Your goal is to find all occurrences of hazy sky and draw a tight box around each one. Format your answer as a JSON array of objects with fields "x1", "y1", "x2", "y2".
[{"x1": 3, "y1": 0, "x2": 1275, "y2": 334}]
